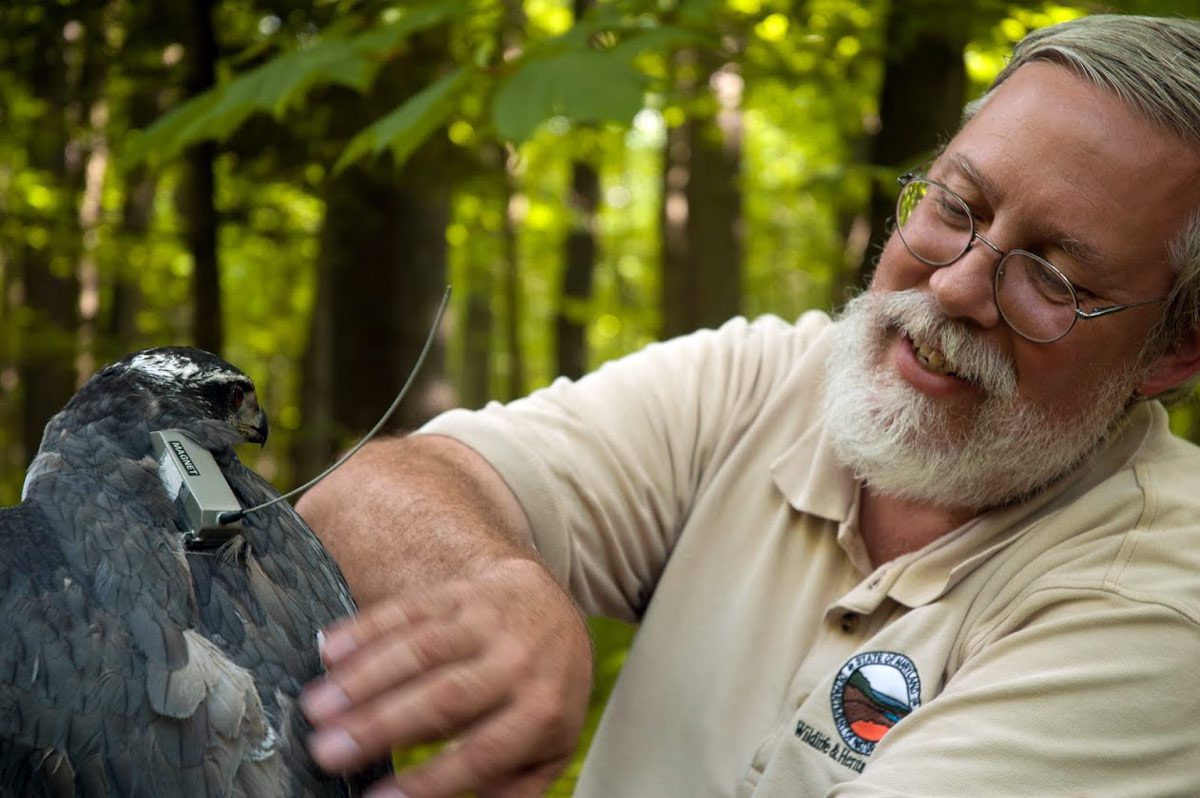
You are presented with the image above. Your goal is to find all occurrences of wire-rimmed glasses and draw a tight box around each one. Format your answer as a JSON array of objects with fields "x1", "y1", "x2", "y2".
[{"x1": 894, "y1": 173, "x2": 1167, "y2": 343}]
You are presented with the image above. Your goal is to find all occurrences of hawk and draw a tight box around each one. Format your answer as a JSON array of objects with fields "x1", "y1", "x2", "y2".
[{"x1": 1, "y1": 347, "x2": 364, "y2": 796}]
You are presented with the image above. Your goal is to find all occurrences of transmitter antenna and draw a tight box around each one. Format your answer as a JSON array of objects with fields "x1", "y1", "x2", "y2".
[{"x1": 217, "y1": 286, "x2": 451, "y2": 526}]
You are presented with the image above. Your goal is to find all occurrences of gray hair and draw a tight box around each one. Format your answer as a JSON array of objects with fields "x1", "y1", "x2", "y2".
[{"x1": 964, "y1": 15, "x2": 1200, "y2": 399}]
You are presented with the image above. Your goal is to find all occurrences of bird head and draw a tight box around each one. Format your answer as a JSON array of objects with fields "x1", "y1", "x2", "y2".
[{"x1": 80, "y1": 347, "x2": 270, "y2": 450}]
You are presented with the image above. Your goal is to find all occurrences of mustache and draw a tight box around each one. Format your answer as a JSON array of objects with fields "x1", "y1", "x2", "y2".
[{"x1": 849, "y1": 290, "x2": 1018, "y2": 398}]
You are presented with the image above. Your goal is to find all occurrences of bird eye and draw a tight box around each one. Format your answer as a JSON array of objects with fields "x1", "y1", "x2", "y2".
[{"x1": 230, "y1": 385, "x2": 244, "y2": 410}]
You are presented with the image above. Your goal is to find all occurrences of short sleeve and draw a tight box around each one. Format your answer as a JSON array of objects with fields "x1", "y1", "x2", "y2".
[
  {"x1": 828, "y1": 590, "x2": 1200, "y2": 798},
  {"x1": 419, "y1": 312, "x2": 831, "y2": 620}
]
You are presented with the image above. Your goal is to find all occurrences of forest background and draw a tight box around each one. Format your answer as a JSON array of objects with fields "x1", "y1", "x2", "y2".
[{"x1": 2, "y1": 0, "x2": 1199, "y2": 791}]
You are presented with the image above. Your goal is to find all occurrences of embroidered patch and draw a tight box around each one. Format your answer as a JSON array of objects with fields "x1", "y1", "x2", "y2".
[{"x1": 830, "y1": 651, "x2": 921, "y2": 755}]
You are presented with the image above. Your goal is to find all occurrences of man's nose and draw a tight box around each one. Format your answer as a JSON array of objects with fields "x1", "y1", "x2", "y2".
[{"x1": 927, "y1": 234, "x2": 1004, "y2": 329}]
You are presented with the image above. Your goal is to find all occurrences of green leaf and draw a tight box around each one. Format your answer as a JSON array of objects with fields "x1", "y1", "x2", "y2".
[
  {"x1": 492, "y1": 50, "x2": 647, "y2": 142},
  {"x1": 128, "y1": 39, "x2": 371, "y2": 164},
  {"x1": 126, "y1": 1, "x2": 469, "y2": 165},
  {"x1": 213, "y1": 39, "x2": 373, "y2": 124},
  {"x1": 678, "y1": 0, "x2": 723, "y2": 25},
  {"x1": 609, "y1": 26, "x2": 715, "y2": 59},
  {"x1": 124, "y1": 92, "x2": 220, "y2": 165},
  {"x1": 334, "y1": 67, "x2": 471, "y2": 173},
  {"x1": 354, "y1": 0, "x2": 469, "y2": 54}
]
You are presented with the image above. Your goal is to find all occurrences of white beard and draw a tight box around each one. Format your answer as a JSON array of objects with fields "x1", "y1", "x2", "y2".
[{"x1": 822, "y1": 290, "x2": 1137, "y2": 511}]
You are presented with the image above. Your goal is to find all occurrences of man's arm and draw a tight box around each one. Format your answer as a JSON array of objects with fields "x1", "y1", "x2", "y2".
[{"x1": 295, "y1": 433, "x2": 593, "y2": 798}]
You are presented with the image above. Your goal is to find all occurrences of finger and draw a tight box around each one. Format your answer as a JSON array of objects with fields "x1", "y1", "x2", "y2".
[
  {"x1": 364, "y1": 761, "x2": 561, "y2": 798},
  {"x1": 478, "y1": 762, "x2": 566, "y2": 798},
  {"x1": 303, "y1": 617, "x2": 484, "y2": 723},
  {"x1": 321, "y1": 590, "x2": 463, "y2": 665},
  {"x1": 390, "y1": 696, "x2": 570, "y2": 798},
  {"x1": 307, "y1": 654, "x2": 511, "y2": 772}
]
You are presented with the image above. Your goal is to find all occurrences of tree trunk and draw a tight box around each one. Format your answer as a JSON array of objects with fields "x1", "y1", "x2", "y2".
[
  {"x1": 501, "y1": 167, "x2": 526, "y2": 401},
  {"x1": 19, "y1": 250, "x2": 79, "y2": 462},
  {"x1": 0, "y1": 252, "x2": 16, "y2": 505},
  {"x1": 460, "y1": 0, "x2": 530, "y2": 406},
  {"x1": 76, "y1": 96, "x2": 110, "y2": 378},
  {"x1": 660, "y1": 53, "x2": 744, "y2": 340},
  {"x1": 297, "y1": 164, "x2": 453, "y2": 476},
  {"x1": 17, "y1": 12, "x2": 96, "y2": 464},
  {"x1": 500, "y1": 0, "x2": 527, "y2": 400},
  {"x1": 555, "y1": 0, "x2": 599, "y2": 379},
  {"x1": 853, "y1": 4, "x2": 968, "y2": 288},
  {"x1": 184, "y1": 0, "x2": 221, "y2": 353},
  {"x1": 110, "y1": 166, "x2": 155, "y2": 354},
  {"x1": 556, "y1": 161, "x2": 598, "y2": 379},
  {"x1": 459, "y1": 202, "x2": 494, "y2": 409}
]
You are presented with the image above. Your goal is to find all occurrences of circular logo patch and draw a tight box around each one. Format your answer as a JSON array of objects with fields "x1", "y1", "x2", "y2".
[{"x1": 830, "y1": 651, "x2": 921, "y2": 755}]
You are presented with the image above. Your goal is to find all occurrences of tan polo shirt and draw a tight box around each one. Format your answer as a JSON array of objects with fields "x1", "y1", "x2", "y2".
[{"x1": 420, "y1": 312, "x2": 1200, "y2": 798}]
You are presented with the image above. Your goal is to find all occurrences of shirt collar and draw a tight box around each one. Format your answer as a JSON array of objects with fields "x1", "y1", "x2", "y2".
[
  {"x1": 882, "y1": 402, "x2": 1157, "y2": 608},
  {"x1": 769, "y1": 408, "x2": 857, "y2": 526}
]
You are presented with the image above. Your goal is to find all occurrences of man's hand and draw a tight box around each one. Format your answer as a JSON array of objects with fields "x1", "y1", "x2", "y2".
[{"x1": 300, "y1": 556, "x2": 593, "y2": 798}]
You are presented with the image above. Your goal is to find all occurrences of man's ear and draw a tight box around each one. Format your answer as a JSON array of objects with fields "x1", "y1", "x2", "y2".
[{"x1": 1137, "y1": 327, "x2": 1200, "y2": 398}]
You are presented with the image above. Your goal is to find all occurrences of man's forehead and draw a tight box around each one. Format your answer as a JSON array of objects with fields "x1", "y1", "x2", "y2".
[
  {"x1": 966, "y1": 63, "x2": 1200, "y2": 183},
  {"x1": 936, "y1": 155, "x2": 1001, "y2": 206},
  {"x1": 938, "y1": 63, "x2": 1200, "y2": 270},
  {"x1": 935, "y1": 152, "x2": 1107, "y2": 268}
]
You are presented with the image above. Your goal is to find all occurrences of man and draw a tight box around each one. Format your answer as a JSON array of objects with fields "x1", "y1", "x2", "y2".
[{"x1": 297, "y1": 14, "x2": 1200, "y2": 798}]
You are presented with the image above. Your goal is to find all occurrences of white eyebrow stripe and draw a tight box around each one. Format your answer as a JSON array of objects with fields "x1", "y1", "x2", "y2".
[
  {"x1": 126, "y1": 351, "x2": 242, "y2": 384},
  {"x1": 127, "y1": 352, "x2": 203, "y2": 381}
]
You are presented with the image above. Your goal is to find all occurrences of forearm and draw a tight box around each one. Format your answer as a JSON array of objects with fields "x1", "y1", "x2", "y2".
[
  {"x1": 296, "y1": 433, "x2": 539, "y2": 607},
  {"x1": 297, "y1": 433, "x2": 594, "y2": 796}
]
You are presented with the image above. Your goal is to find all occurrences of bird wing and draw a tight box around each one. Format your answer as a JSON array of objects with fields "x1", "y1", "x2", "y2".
[
  {"x1": 220, "y1": 459, "x2": 356, "y2": 637},
  {"x1": 181, "y1": 458, "x2": 363, "y2": 796},
  {"x1": 0, "y1": 500, "x2": 284, "y2": 798}
]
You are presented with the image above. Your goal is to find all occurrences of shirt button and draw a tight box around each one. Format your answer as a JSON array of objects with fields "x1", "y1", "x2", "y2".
[{"x1": 840, "y1": 612, "x2": 860, "y2": 634}]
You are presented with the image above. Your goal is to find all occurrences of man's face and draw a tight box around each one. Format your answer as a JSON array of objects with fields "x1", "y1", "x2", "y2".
[{"x1": 825, "y1": 62, "x2": 1200, "y2": 510}]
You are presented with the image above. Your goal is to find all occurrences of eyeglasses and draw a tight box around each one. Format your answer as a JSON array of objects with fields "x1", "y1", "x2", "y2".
[{"x1": 894, "y1": 173, "x2": 1168, "y2": 344}]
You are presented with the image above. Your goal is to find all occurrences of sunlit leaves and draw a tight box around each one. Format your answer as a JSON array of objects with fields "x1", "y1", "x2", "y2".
[
  {"x1": 127, "y1": 1, "x2": 466, "y2": 164},
  {"x1": 129, "y1": 1, "x2": 713, "y2": 170},
  {"x1": 526, "y1": 0, "x2": 575, "y2": 36},
  {"x1": 489, "y1": 18, "x2": 709, "y2": 143},
  {"x1": 608, "y1": 25, "x2": 714, "y2": 59},
  {"x1": 964, "y1": 3, "x2": 1086, "y2": 95},
  {"x1": 336, "y1": 67, "x2": 472, "y2": 171},
  {"x1": 494, "y1": 50, "x2": 647, "y2": 142},
  {"x1": 755, "y1": 13, "x2": 789, "y2": 41}
]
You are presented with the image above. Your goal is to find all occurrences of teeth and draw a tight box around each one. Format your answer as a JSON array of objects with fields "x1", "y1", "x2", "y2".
[{"x1": 913, "y1": 340, "x2": 958, "y2": 377}]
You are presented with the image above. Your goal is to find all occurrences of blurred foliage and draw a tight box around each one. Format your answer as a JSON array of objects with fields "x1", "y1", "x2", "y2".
[{"x1": 2, "y1": 0, "x2": 1199, "y2": 792}]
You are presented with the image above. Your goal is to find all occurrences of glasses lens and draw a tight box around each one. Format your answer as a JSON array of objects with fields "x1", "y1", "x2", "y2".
[
  {"x1": 995, "y1": 253, "x2": 1077, "y2": 343},
  {"x1": 895, "y1": 179, "x2": 974, "y2": 267}
]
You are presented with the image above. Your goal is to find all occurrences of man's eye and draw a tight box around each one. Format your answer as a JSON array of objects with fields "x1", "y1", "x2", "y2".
[
  {"x1": 1073, "y1": 287, "x2": 1104, "y2": 310},
  {"x1": 1041, "y1": 258, "x2": 1100, "y2": 306},
  {"x1": 934, "y1": 196, "x2": 972, "y2": 228},
  {"x1": 1033, "y1": 267, "x2": 1072, "y2": 300}
]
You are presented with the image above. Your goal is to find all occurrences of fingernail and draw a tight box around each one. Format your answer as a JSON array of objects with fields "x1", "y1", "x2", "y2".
[
  {"x1": 300, "y1": 680, "x2": 351, "y2": 722},
  {"x1": 320, "y1": 628, "x2": 358, "y2": 662},
  {"x1": 308, "y1": 728, "x2": 361, "y2": 769},
  {"x1": 364, "y1": 783, "x2": 410, "y2": 798}
]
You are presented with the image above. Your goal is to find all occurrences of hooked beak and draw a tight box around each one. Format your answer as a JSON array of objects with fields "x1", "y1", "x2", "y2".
[
  {"x1": 248, "y1": 409, "x2": 269, "y2": 448},
  {"x1": 235, "y1": 394, "x2": 269, "y2": 447}
]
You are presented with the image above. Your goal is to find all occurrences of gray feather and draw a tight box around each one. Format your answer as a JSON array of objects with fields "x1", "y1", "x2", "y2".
[{"x1": 0, "y1": 347, "x2": 366, "y2": 796}]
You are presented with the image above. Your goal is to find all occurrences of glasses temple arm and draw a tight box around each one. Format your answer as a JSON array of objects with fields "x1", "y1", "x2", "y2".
[{"x1": 1075, "y1": 295, "x2": 1169, "y2": 320}]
